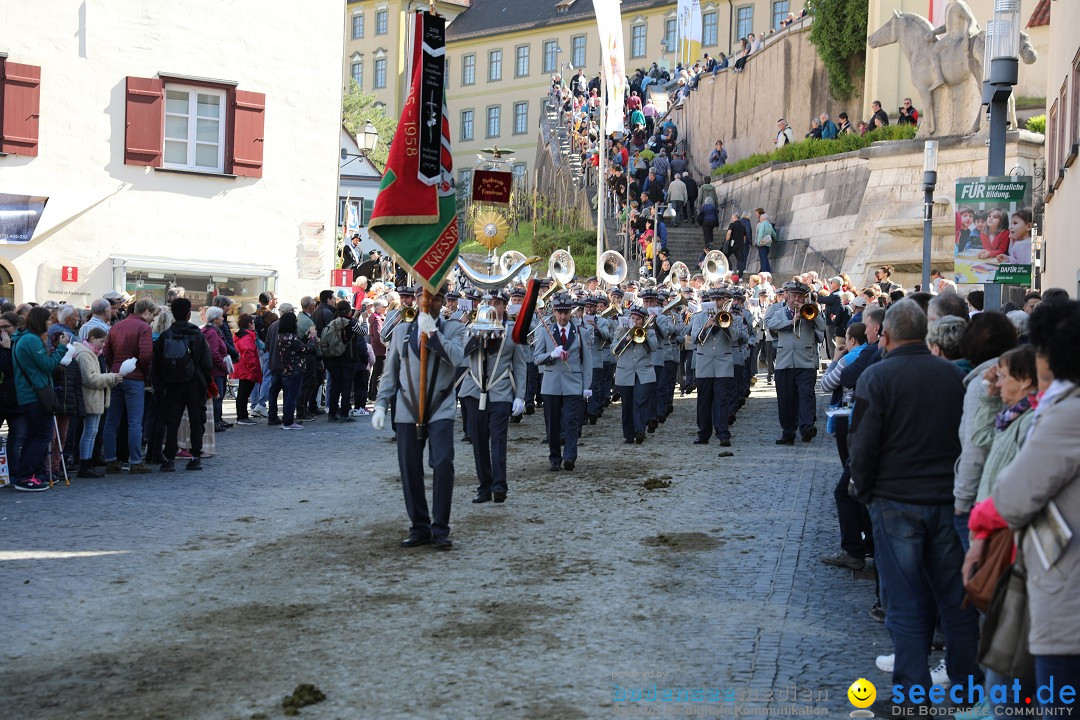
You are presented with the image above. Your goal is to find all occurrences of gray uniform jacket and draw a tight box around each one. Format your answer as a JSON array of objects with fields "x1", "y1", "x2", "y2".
[
  {"x1": 691, "y1": 311, "x2": 746, "y2": 378},
  {"x1": 648, "y1": 313, "x2": 674, "y2": 366},
  {"x1": 458, "y1": 332, "x2": 527, "y2": 406},
  {"x1": 614, "y1": 326, "x2": 658, "y2": 385},
  {"x1": 533, "y1": 320, "x2": 593, "y2": 396},
  {"x1": 764, "y1": 302, "x2": 826, "y2": 370},
  {"x1": 375, "y1": 316, "x2": 466, "y2": 423}
]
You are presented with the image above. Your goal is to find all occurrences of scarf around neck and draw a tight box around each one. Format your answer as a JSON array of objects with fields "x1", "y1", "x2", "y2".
[{"x1": 995, "y1": 394, "x2": 1034, "y2": 432}]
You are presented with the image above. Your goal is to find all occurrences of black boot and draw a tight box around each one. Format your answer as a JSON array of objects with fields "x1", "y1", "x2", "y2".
[{"x1": 77, "y1": 459, "x2": 104, "y2": 478}]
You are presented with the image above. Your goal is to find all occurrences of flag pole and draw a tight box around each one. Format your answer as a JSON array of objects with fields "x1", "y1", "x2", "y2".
[{"x1": 596, "y1": 85, "x2": 606, "y2": 279}]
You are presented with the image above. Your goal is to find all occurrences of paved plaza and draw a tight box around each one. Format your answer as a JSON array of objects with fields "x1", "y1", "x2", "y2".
[{"x1": 3, "y1": 384, "x2": 896, "y2": 719}]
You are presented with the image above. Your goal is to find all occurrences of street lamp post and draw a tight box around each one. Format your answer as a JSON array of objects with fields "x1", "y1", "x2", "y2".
[
  {"x1": 982, "y1": 0, "x2": 1021, "y2": 310},
  {"x1": 922, "y1": 141, "x2": 938, "y2": 295}
]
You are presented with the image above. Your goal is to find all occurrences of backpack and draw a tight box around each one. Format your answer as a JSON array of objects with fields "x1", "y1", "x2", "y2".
[
  {"x1": 161, "y1": 331, "x2": 196, "y2": 383},
  {"x1": 253, "y1": 310, "x2": 269, "y2": 343},
  {"x1": 319, "y1": 319, "x2": 350, "y2": 359}
]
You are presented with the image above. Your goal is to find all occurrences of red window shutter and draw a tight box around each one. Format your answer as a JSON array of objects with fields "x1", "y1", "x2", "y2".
[
  {"x1": 230, "y1": 90, "x2": 265, "y2": 177},
  {"x1": 124, "y1": 76, "x2": 164, "y2": 166},
  {"x1": 1, "y1": 62, "x2": 42, "y2": 156}
]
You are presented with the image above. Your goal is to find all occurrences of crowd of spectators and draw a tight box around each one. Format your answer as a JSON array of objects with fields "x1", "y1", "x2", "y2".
[{"x1": 0, "y1": 282, "x2": 407, "y2": 490}]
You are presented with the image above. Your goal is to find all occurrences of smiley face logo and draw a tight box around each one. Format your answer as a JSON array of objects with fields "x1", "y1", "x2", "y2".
[{"x1": 848, "y1": 678, "x2": 876, "y2": 709}]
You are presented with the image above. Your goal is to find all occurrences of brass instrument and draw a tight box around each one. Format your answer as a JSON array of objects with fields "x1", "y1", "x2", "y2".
[
  {"x1": 701, "y1": 250, "x2": 729, "y2": 286},
  {"x1": 613, "y1": 325, "x2": 648, "y2": 357},
  {"x1": 792, "y1": 301, "x2": 818, "y2": 338},
  {"x1": 400, "y1": 306, "x2": 417, "y2": 322},
  {"x1": 598, "y1": 305, "x2": 620, "y2": 319},
  {"x1": 537, "y1": 249, "x2": 575, "y2": 307},
  {"x1": 380, "y1": 304, "x2": 417, "y2": 341},
  {"x1": 697, "y1": 300, "x2": 734, "y2": 343},
  {"x1": 662, "y1": 261, "x2": 690, "y2": 291},
  {"x1": 642, "y1": 295, "x2": 686, "y2": 340},
  {"x1": 597, "y1": 250, "x2": 627, "y2": 288},
  {"x1": 499, "y1": 251, "x2": 535, "y2": 285}
]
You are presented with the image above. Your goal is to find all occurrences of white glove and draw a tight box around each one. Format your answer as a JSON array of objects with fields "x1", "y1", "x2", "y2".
[
  {"x1": 583, "y1": 389, "x2": 593, "y2": 399},
  {"x1": 512, "y1": 398, "x2": 525, "y2": 416},
  {"x1": 549, "y1": 347, "x2": 567, "y2": 360},
  {"x1": 417, "y1": 312, "x2": 437, "y2": 336},
  {"x1": 119, "y1": 357, "x2": 138, "y2": 376},
  {"x1": 371, "y1": 406, "x2": 386, "y2": 431}
]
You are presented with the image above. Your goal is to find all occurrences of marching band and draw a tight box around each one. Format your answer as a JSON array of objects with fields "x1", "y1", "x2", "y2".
[{"x1": 375, "y1": 249, "x2": 834, "y2": 548}]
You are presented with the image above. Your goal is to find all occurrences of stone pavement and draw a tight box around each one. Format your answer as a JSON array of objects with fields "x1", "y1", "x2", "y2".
[{"x1": 1, "y1": 380, "x2": 895, "y2": 719}]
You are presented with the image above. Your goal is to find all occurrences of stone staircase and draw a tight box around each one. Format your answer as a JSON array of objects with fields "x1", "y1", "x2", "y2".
[{"x1": 543, "y1": 102, "x2": 587, "y2": 192}]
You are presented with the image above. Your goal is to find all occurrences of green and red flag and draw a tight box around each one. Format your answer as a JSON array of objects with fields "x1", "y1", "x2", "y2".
[{"x1": 367, "y1": 10, "x2": 458, "y2": 294}]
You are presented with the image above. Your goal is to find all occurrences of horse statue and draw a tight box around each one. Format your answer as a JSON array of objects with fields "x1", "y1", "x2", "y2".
[{"x1": 866, "y1": 0, "x2": 1037, "y2": 138}]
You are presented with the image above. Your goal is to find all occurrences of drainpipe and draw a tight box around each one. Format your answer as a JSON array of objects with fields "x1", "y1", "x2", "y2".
[{"x1": 728, "y1": 0, "x2": 734, "y2": 55}]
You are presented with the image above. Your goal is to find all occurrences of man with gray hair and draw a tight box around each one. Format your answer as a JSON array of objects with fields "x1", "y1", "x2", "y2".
[
  {"x1": 926, "y1": 315, "x2": 968, "y2": 360},
  {"x1": 927, "y1": 291, "x2": 969, "y2": 323},
  {"x1": 212, "y1": 295, "x2": 239, "y2": 368},
  {"x1": 847, "y1": 299, "x2": 980, "y2": 701},
  {"x1": 297, "y1": 296, "x2": 322, "y2": 421},
  {"x1": 79, "y1": 299, "x2": 112, "y2": 340}
]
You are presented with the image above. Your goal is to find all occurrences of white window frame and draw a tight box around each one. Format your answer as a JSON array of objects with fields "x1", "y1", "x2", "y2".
[
  {"x1": 375, "y1": 9, "x2": 388, "y2": 35},
  {"x1": 513, "y1": 101, "x2": 528, "y2": 134},
  {"x1": 351, "y1": 13, "x2": 364, "y2": 39},
  {"x1": 703, "y1": 11, "x2": 718, "y2": 46},
  {"x1": 515, "y1": 44, "x2": 530, "y2": 78},
  {"x1": 772, "y1": 0, "x2": 789, "y2": 31},
  {"x1": 664, "y1": 18, "x2": 677, "y2": 52},
  {"x1": 631, "y1": 24, "x2": 647, "y2": 58},
  {"x1": 736, "y1": 6, "x2": 753, "y2": 40},
  {"x1": 489, "y1": 49, "x2": 503, "y2": 82},
  {"x1": 461, "y1": 109, "x2": 474, "y2": 141},
  {"x1": 543, "y1": 40, "x2": 558, "y2": 73},
  {"x1": 163, "y1": 83, "x2": 226, "y2": 173},
  {"x1": 571, "y1": 35, "x2": 586, "y2": 68},
  {"x1": 462, "y1": 54, "x2": 476, "y2": 85},
  {"x1": 374, "y1": 58, "x2": 387, "y2": 89},
  {"x1": 486, "y1": 105, "x2": 501, "y2": 138}
]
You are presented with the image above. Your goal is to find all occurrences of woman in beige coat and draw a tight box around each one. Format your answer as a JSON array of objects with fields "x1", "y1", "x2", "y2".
[
  {"x1": 70, "y1": 327, "x2": 124, "y2": 478},
  {"x1": 991, "y1": 300, "x2": 1080, "y2": 708}
]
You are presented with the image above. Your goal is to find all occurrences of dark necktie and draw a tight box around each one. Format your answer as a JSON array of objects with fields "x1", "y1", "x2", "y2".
[{"x1": 560, "y1": 327, "x2": 568, "y2": 348}]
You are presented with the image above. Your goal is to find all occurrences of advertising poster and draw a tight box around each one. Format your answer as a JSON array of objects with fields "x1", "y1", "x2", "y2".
[
  {"x1": 954, "y1": 176, "x2": 1033, "y2": 285},
  {"x1": 0, "y1": 193, "x2": 49, "y2": 243}
]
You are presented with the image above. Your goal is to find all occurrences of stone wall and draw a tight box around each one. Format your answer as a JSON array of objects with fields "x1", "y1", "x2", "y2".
[
  {"x1": 707, "y1": 132, "x2": 1044, "y2": 289},
  {"x1": 669, "y1": 22, "x2": 864, "y2": 179}
]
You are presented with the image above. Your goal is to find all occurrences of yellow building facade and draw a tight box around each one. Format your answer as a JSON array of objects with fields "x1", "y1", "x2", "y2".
[{"x1": 343, "y1": 0, "x2": 807, "y2": 184}]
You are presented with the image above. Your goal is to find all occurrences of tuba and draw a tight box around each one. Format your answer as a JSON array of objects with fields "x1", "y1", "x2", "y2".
[
  {"x1": 538, "y1": 250, "x2": 575, "y2": 306},
  {"x1": 701, "y1": 250, "x2": 729, "y2": 286},
  {"x1": 662, "y1": 261, "x2": 690, "y2": 291},
  {"x1": 598, "y1": 250, "x2": 627, "y2": 288}
]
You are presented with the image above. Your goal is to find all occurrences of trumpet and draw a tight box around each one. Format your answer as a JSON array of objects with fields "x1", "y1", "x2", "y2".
[
  {"x1": 380, "y1": 305, "x2": 417, "y2": 341},
  {"x1": 613, "y1": 325, "x2": 648, "y2": 357}
]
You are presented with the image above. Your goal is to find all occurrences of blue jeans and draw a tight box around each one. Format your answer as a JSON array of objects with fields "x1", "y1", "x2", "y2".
[
  {"x1": 1035, "y1": 655, "x2": 1080, "y2": 711},
  {"x1": 104, "y1": 379, "x2": 145, "y2": 464},
  {"x1": 2, "y1": 413, "x2": 28, "y2": 479},
  {"x1": 869, "y1": 498, "x2": 982, "y2": 690},
  {"x1": 79, "y1": 413, "x2": 102, "y2": 460},
  {"x1": 954, "y1": 511, "x2": 971, "y2": 553},
  {"x1": 14, "y1": 402, "x2": 51, "y2": 482},
  {"x1": 281, "y1": 373, "x2": 302, "y2": 424},
  {"x1": 251, "y1": 351, "x2": 271, "y2": 407},
  {"x1": 758, "y1": 244, "x2": 772, "y2": 273}
]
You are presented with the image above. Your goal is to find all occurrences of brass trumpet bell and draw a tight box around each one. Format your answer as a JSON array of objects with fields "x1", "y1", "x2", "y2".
[
  {"x1": 400, "y1": 306, "x2": 417, "y2": 323},
  {"x1": 799, "y1": 303, "x2": 818, "y2": 321}
]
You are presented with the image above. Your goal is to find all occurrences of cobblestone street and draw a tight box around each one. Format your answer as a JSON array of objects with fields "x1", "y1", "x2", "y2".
[{"x1": 2, "y1": 383, "x2": 894, "y2": 719}]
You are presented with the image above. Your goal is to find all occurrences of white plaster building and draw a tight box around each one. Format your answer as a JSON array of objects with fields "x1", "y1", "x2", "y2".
[
  {"x1": 0, "y1": 0, "x2": 342, "y2": 309},
  {"x1": 338, "y1": 125, "x2": 383, "y2": 258}
]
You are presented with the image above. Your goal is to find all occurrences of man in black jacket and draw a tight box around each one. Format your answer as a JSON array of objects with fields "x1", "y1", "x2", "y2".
[
  {"x1": 847, "y1": 300, "x2": 980, "y2": 701},
  {"x1": 156, "y1": 298, "x2": 212, "y2": 472}
]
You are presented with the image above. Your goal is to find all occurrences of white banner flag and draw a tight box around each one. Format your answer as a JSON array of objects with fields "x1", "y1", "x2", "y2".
[
  {"x1": 594, "y1": 0, "x2": 627, "y2": 137},
  {"x1": 678, "y1": 0, "x2": 702, "y2": 67}
]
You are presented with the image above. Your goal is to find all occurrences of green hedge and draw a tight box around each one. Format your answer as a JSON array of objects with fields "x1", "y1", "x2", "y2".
[
  {"x1": 713, "y1": 124, "x2": 918, "y2": 177},
  {"x1": 1025, "y1": 115, "x2": 1046, "y2": 134}
]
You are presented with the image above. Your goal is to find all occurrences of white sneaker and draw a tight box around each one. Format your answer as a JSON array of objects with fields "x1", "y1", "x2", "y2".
[
  {"x1": 250, "y1": 405, "x2": 266, "y2": 418},
  {"x1": 930, "y1": 659, "x2": 949, "y2": 686},
  {"x1": 350, "y1": 408, "x2": 370, "y2": 417},
  {"x1": 876, "y1": 654, "x2": 894, "y2": 673}
]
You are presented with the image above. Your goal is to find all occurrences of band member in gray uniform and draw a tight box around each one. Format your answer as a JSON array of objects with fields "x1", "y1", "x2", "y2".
[
  {"x1": 691, "y1": 288, "x2": 747, "y2": 446},
  {"x1": 533, "y1": 293, "x2": 594, "y2": 472},
  {"x1": 595, "y1": 295, "x2": 618, "y2": 412},
  {"x1": 460, "y1": 291, "x2": 527, "y2": 504},
  {"x1": 372, "y1": 285, "x2": 466, "y2": 549},
  {"x1": 613, "y1": 306, "x2": 657, "y2": 444},
  {"x1": 640, "y1": 289, "x2": 672, "y2": 431},
  {"x1": 763, "y1": 281, "x2": 826, "y2": 445},
  {"x1": 583, "y1": 296, "x2": 613, "y2": 424}
]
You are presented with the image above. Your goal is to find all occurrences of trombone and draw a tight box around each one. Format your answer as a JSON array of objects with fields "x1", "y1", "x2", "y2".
[
  {"x1": 381, "y1": 305, "x2": 417, "y2": 341},
  {"x1": 792, "y1": 300, "x2": 818, "y2": 338},
  {"x1": 697, "y1": 300, "x2": 734, "y2": 343},
  {"x1": 613, "y1": 325, "x2": 648, "y2": 357}
]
